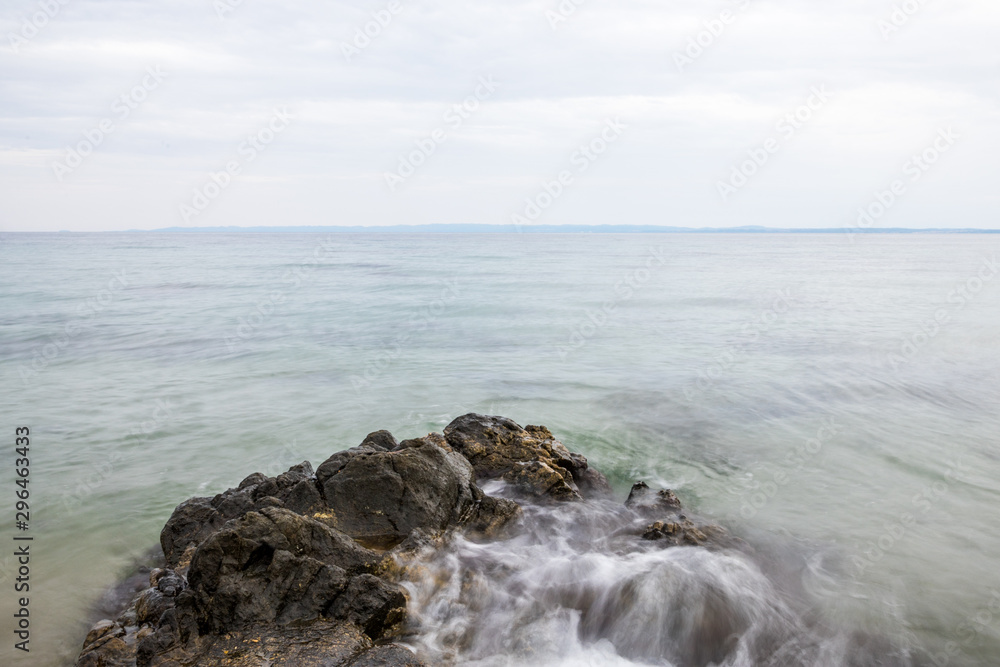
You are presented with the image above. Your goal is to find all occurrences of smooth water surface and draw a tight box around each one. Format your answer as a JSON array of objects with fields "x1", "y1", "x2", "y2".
[{"x1": 1, "y1": 233, "x2": 998, "y2": 665}]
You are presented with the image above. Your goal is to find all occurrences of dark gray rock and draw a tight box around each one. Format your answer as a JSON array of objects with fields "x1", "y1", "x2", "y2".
[
  {"x1": 159, "y1": 496, "x2": 230, "y2": 569},
  {"x1": 346, "y1": 644, "x2": 426, "y2": 666},
  {"x1": 327, "y1": 573, "x2": 407, "y2": 639},
  {"x1": 155, "y1": 570, "x2": 186, "y2": 597},
  {"x1": 160, "y1": 462, "x2": 320, "y2": 569},
  {"x1": 281, "y1": 478, "x2": 327, "y2": 515},
  {"x1": 183, "y1": 507, "x2": 383, "y2": 632},
  {"x1": 464, "y1": 492, "x2": 523, "y2": 540},
  {"x1": 361, "y1": 430, "x2": 399, "y2": 451},
  {"x1": 316, "y1": 434, "x2": 479, "y2": 548},
  {"x1": 563, "y1": 451, "x2": 615, "y2": 498},
  {"x1": 135, "y1": 588, "x2": 172, "y2": 625}
]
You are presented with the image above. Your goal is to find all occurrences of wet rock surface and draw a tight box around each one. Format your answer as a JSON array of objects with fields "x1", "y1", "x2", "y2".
[
  {"x1": 444, "y1": 413, "x2": 613, "y2": 499},
  {"x1": 75, "y1": 415, "x2": 725, "y2": 667},
  {"x1": 315, "y1": 433, "x2": 479, "y2": 549},
  {"x1": 625, "y1": 480, "x2": 683, "y2": 516},
  {"x1": 624, "y1": 481, "x2": 733, "y2": 548}
]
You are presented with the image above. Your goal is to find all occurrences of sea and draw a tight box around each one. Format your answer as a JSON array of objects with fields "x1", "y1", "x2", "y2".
[{"x1": 1, "y1": 232, "x2": 998, "y2": 666}]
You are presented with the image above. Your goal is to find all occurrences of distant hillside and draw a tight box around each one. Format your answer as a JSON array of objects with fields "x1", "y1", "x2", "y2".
[{"x1": 134, "y1": 224, "x2": 1000, "y2": 234}]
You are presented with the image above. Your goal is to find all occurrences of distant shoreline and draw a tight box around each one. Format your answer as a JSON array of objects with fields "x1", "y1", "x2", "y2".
[{"x1": 21, "y1": 225, "x2": 1000, "y2": 234}]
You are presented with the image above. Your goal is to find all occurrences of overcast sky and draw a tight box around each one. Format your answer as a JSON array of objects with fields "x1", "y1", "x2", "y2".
[{"x1": 1, "y1": 0, "x2": 998, "y2": 232}]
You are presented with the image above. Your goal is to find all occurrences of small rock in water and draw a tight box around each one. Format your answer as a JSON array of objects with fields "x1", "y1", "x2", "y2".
[{"x1": 625, "y1": 480, "x2": 683, "y2": 516}]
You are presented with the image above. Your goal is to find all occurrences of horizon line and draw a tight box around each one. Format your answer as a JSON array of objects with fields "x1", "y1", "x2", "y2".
[{"x1": 9, "y1": 224, "x2": 1000, "y2": 234}]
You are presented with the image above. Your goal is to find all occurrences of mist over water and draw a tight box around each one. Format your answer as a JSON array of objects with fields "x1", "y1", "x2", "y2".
[
  {"x1": 399, "y1": 482, "x2": 912, "y2": 667},
  {"x1": 1, "y1": 233, "x2": 999, "y2": 666}
]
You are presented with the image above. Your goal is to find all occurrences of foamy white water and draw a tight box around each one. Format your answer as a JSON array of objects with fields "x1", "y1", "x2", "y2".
[{"x1": 398, "y1": 481, "x2": 912, "y2": 666}]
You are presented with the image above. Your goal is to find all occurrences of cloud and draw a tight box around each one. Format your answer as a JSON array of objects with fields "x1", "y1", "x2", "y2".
[{"x1": 1, "y1": 0, "x2": 998, "y2": 230}]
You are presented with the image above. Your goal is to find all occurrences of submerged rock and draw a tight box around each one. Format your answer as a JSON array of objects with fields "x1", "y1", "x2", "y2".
[
  {"x1": 625, "y1": 480, "x2": 733, "y2": 550},
  {"x1": 625, "y1": 480, "x2": 683, "y2": 516}
]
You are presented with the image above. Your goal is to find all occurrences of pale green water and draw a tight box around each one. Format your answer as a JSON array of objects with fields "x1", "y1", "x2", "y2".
[{"x1": 1, "y1": 233, "x2": 999, "y2": 665}]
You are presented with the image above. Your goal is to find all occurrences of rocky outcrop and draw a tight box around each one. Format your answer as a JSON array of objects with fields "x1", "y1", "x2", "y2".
[
  {"x1": 76, "y1": 415, "x2": 716, "y2": 667},
  {"x1": 443, "y1": 413, "x2": 613, "y2": 500},
  {"x1": 79, "y1": 421, "x2": 528, "y2": 667}
]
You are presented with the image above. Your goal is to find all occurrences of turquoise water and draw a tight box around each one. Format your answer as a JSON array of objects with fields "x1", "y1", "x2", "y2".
[{"x1": 1, "y1": 233, "x2": 999, "y2": 665}]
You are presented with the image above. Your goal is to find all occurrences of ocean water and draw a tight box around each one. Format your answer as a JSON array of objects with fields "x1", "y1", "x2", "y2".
[{"x1": 1, "y1": 232, "x2": 999, "y2": 666}]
